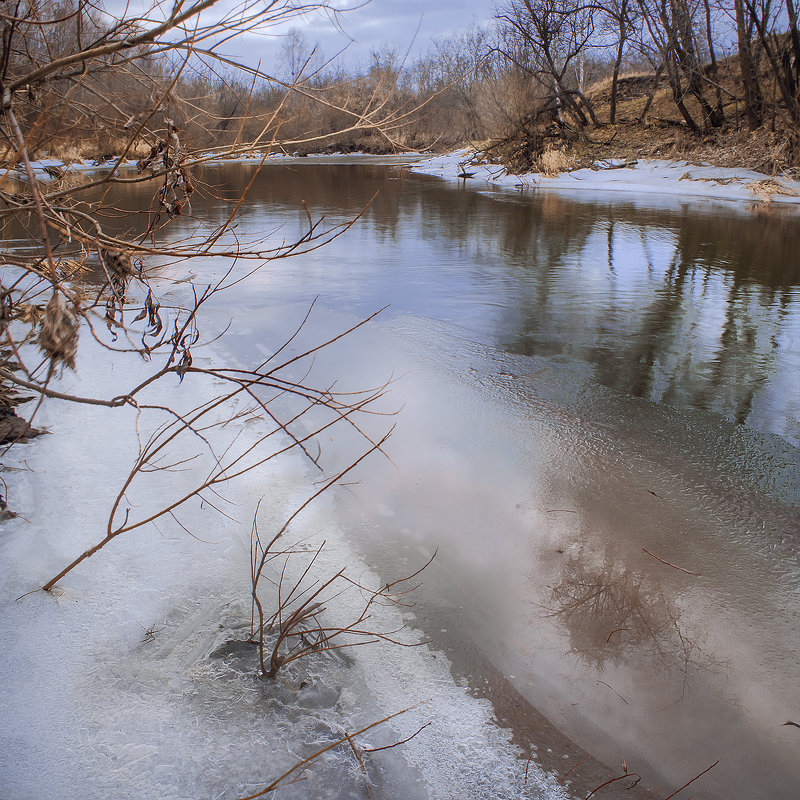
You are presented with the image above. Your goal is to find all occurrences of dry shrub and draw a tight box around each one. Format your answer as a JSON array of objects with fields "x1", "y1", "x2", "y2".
[
  {"x1": 747, "y1": 178, "x2": 798, "y2": 201},
  {"x1": 48, "y1": 144, "x2": 85, "y2": 163},
  {"x1": 48, "y1": 137, "x2": 154, "y2": 162},
  {"x1": 539, "y1": 148, "x2": 576, "y2": 175}
]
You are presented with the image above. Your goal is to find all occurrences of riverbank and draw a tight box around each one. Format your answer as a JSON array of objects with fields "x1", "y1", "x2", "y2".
[
  {"x1": 408, "y1": 148, "x2": 800, "y2": 205},
  {"x1": 4, "y1": 153, "x2": 799, "y2": 800},
  {"x1": 20, "y1": 148, "x2": 800, "y2": 209}
]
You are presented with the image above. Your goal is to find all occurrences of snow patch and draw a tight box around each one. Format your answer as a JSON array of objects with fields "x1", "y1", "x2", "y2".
[
  {"x1": 408, "y1": 149, "x2": 800, "y2": 205},
  {"x1": 0, "y1": 326, "x2": 572, "y2": 800}
]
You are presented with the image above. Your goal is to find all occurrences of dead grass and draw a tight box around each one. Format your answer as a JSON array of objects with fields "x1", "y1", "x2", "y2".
[
  {"x1": 42, "y1": 137, "x2": 164, "y2": 162},
  {"x1": 747, "y1": 177, "x2": 799, "y2": 201},
  {"x1": 539, "y1": 148, "x2": 577, "y2": 175},
  {"x1": 486, "y1": 48, "x2": 800, "y2": 178}
]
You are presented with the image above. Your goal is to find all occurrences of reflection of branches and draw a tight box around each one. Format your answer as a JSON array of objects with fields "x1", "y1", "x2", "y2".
[
  {"x1": 584, "y1": 762, "x2": 641, "y2": 799},
  {"x1": 234, "y1": 707, "x2": 428, "y2": 800},
  {"x1": 545, "y1": 557, "x2": 715, "y2": 684}
]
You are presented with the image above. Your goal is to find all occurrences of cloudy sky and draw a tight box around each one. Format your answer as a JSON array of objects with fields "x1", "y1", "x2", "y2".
[{"x1": 237, "y1": 0, "x2": 497, "y2": 74}]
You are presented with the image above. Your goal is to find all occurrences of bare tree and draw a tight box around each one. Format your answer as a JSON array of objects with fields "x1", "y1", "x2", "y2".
[
  {"x1": 600, "y1": 0, "x2": 637, "y2": 123},
  {"x1": 279, "y1": 27, "x2": 321, "y2": 83},
  {"x1": 495, "y1": 0, "x2": 601, "y2": 129},
  {"x1": 633, "y1": 0, "x2": 716, "y2": 131},
  {"x1": 742, "y1": 0, "x2": 800, "y2": 125},
  {"x1": 409, "y1": 26, "x2": 499, "y2": 141}
]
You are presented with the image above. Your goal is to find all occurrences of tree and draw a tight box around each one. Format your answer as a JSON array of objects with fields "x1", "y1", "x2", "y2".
[
  {"x1": 635, "y1": 0, "x2": 726, "y2": 131},
  {"x1": 0, "y1": 0, "x2": 412, "y2": 585},
  {"x1": 599, "y1": 0, "x2": 637, "y2": 123},
  {"x1": 742, "y1": 0, "x2": 800, "y2": 125},
  {"x1": 279, "y1": 27, "x2": 320, "y2": 83},
  {"x1": 495, "y1": 0, "x2": 601, "y2": 128},
  {"x1": 734, "y1": 0, "x2": 764, "y2": 129}
]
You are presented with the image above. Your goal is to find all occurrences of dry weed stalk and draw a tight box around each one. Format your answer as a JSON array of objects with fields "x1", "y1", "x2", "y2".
[
  {"x1": 234, "y1": 707, "x2": 429, "y2": 800},
  {"x1": 1, "y1": 0, "x2": 425, "y2": 419},
  {"x1": 0, "y1": 0, "x2": 428, "y2": 552},
  {"x1": 584, "y1": 761, "x2": 641, "y2": 799},
  {"x1": 250, "y1": 479, "x2": 435, "y2": 679},
  {"x1": 38, "y1": 302, "x2": 395, "y2": 590},
  {"x1": 539, "y1": 147, "x2": 577, "y2": 175}
]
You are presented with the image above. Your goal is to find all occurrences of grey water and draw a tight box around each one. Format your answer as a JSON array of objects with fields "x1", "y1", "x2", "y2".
[
  {"x1": 120, "y1": 159, "x2": 799, "y2": 799},
  {"x1": 166, "y1": 159, "x2": 800, "y2": 447}
]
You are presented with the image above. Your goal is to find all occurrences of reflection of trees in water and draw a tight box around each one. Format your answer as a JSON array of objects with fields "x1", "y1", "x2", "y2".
[
  {"x1": 546, "y1": 557, "x2": 715, "y2": 686},
  {"x1": 91, "y1": 164, "x2": 800, "y2": 439},
  {"x1": 503, "y1": 199, "x2": 800, "y2": 439}
]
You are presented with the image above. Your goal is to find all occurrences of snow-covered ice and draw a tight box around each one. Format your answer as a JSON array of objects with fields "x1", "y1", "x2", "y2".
[
  {"x1": 0, "y1": 299, "x2": 572, "y2": 800},
  {"x1": 409, "y1": 148, "x2": 800, "y2": 205}
]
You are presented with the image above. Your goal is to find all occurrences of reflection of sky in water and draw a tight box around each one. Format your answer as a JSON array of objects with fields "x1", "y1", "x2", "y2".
[
  {"x1": 103, "y1": 162, "x2": 800, "y2": 446},
  {"x1": 109, "y1": 162, "x2": 800, "y2": 799}
]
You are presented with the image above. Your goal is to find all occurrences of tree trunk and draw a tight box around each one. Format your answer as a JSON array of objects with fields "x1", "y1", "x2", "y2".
[
  {"x1": 639, "y1": 62, "x2": 665, "y2": 122},
  {"x1": 785, "y1": 0, "x2": 800, "y2": 80},
  {"x1": 670, "y1": 0, "x2": 723, "y2": 128},
  {"x1": 703, "y1": 0, "x2": 725, "y2": 123},
  {"x1": 735, "y1": 0, "x2": 763, "y2": 129},
  {"x1": 609, "y1": 8, "x2": 628, "y2": 124},
  {"x1": 666, "y1": 59, "x2": 700, "y2": 132}
]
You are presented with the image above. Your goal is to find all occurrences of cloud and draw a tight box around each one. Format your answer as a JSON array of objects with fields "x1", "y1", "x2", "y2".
[{"x1": 232, "y1": 0, "x2": 494, "y2": 73}]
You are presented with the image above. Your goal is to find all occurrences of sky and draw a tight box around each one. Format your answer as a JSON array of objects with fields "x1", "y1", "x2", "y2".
[{"x1": 236, "y1": 0, "x2": 497, "y2": 75}]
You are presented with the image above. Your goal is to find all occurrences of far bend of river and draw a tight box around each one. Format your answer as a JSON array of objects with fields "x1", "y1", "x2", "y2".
[{"x1": 119, "y1": 159, "x2": 799, "y2": 799}]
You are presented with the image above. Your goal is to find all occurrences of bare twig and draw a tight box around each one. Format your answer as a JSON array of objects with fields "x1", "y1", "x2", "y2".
[
  {"x1": 234, "y1": 707, "x2": 418, "y2": 800},
  {"x1": 642, "y1": 548, "x2": 702, "y2": 577},
  {"x1": 661, "y1": 760, "x2": 719, "y2": 800}
]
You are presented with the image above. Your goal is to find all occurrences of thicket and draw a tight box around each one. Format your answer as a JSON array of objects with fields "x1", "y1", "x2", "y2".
[
  {"x1": 482, "y1": 0, "x2": 800, "y2": 171},
  {"x1": 1, "y1": 1, "x2": 439, "y2": 790},
  {"x1": 0, "y1": 0, "x2": 444, "y2": 709}
]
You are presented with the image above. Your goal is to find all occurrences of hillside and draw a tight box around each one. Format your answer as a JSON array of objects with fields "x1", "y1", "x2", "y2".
[{"x1": 482, "y1": 47, "x2": 800, "y2": 179}]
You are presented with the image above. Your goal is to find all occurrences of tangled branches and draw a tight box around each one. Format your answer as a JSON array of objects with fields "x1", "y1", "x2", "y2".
[{"x1": 0, "y1": 1, "x2": 424, "y2": 605}]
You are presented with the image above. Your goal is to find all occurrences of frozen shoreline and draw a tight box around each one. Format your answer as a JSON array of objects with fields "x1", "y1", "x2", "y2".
[
  {"x1": 23, "y1": 148, "x2": 800, "y2": 207},
  {"x1": 407, "y1": 148, "x2": 800, "y2": 205},
  {"x1": 6, "y1": 148, "x2": 798, "y2": 800},
  {"x1": 15, "y1": 150, "x2": 424, "y2": 178},
  {"x1": 0, "y1": 298, "x2": 573, "y2": 800}
]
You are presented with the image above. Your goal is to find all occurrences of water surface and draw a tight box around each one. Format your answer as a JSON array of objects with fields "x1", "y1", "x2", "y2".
[
  {"x1": 114, "y1": 159, "x2": 800, "y2": 799},
  {"x1": 150, "y1": 160, "x2": 800, "y2": 446}
]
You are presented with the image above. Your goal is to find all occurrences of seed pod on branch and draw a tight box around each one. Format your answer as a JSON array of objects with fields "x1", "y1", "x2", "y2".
[
  {"x1": 99, "y1": 247, "x2": 137, "y2": 280},
  {"x1": 98, "y1": 245, "x2": 138, "y2": 300},
  {"x1": 37, "y1": 291, "x2": 79, "y2": 371}
]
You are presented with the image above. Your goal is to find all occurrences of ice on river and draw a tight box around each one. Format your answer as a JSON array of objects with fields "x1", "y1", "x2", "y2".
[{"x1": 0, "y1": 330, "x2": 571, "y2": 800}]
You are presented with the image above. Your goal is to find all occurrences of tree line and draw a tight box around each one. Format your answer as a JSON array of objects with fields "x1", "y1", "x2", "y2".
[{"x1": 2, "y1": 0, "x2": 798, "y2": 165}]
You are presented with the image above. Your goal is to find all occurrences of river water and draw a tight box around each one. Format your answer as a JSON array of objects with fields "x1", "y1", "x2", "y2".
[{"x1": 117, "y1": 158, "x2": 800, "y2": 798}]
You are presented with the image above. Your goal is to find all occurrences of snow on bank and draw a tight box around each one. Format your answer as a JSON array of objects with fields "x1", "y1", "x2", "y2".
[
  {"x1": 14, "y1": 157, "x2": 138, "y2": 176},
  {"x1": 408, "y1": 148, "x2": 800, "y2": 205},
  {"x1": 17, "y1": 148, "x2": 800, "y2": 205},
  {"x1": 16, "y1": 151, "x2": 423, "y2": 179}
]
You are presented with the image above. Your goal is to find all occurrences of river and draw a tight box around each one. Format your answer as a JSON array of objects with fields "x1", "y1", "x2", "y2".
[
  {"x1": 6, "y1": 156, "x2": 800, "y2": 799},
  {"x1": 133, "y1": 157, "x2": 797, "y2": 800}
]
